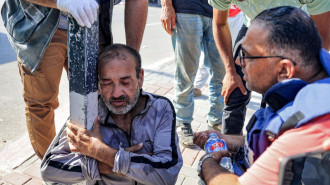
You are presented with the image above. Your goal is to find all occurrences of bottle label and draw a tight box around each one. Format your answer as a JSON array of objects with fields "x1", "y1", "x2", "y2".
[{"x1": 211, "y1": 142, "x2": 224, "y2": 151}]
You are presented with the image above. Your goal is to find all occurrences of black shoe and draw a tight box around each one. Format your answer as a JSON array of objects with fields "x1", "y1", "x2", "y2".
[{"x1": 177, "y1": 123, "x2": 195, "y2": 147}]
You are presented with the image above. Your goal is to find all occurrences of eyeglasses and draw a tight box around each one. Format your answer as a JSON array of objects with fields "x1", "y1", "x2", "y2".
[{"x1": 238, "y1": 48, "x2": 296, "y2": 67}]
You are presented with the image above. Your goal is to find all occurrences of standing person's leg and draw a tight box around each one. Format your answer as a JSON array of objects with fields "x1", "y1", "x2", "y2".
[
  {"x1": 18, "y1": 29, "x2": 68, "y2": 159},
  {"x1": 172, "y1": 13, "x2": 203, "y2": 147},
  {"x1": 194, "y1": 53, "x2": 209, "y2": 91},
  {"x1": 222, "y1": 25, "x2": 251, "y2": 135},
  {"x1": 202, "y1": 16, "x2": 225, "y2": 131}
]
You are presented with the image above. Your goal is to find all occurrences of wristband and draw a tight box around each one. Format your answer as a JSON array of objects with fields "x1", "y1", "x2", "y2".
[{"x1": 197, "y1": 154, "x2": 216, "y2": 180}]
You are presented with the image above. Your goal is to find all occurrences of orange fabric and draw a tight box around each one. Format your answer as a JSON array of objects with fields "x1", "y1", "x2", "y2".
[
  {"x1": 18, "y1": 29, "x2": 68, "y2": 159},
  {"x1": 238, "y1": 114, "x2": 330, "y2": 185}
]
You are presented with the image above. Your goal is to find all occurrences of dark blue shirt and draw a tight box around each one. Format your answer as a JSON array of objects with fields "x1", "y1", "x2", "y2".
[{"x1": 172, "y1": 0, "x2": 212, "y2": 18}]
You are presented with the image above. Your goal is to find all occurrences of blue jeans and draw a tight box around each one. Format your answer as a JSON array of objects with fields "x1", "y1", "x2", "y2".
[{"x1": 172, "y1": 13, "x2": 225, "y2": 126}]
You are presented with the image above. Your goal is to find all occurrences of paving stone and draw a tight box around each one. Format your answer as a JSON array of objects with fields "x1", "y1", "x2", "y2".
[
  {"x1": 192, "y1": 150, "x2": 205, "y2": 168},
  {"x1": 22, "y1": 164, "x2": 41, "y2": 180},
  {"x1": 193, "y1": 115, "x2": 208, "y2": 124},
  {"x1": 178, "y1": 165, "x2": 198, "y2": 179},
  {"x1": 196, "y1": 123, "x2": 208, "y2": 132},
  {"x1": 14, "y1": 155, "x2": 39, "y2": 173},
  {"x1": 182, "y1": 176, "x2": 199, "y2": 185},
  {"x1": 182, "y1": 147, "x2": 201, "y2": 166},
  {"x1": 24, "y1": 178, "x2": 43, "y2": 185},
  {"x1": 195, "y1": 108, "x2": 208, "y2": 117},
  {"x1": 164, "y1": 94, "x2": 173, "y2": 100},
  {"x1": 191, "y1": 123, "x2": 200, "y2": 131},
  {"x1": 2, "y1": 172, "x2": 31, "y2": 185},
  {"x1": 0, "y1": 134, "x2": 34, "y2": 170},
  {"x1": 145, "y1": 86, "x2": 160, "y2": 94},
  {"x1": 32, "y1": 158, "x2": 42, "y2": 166},
  {"x1": 179, "y1": 144, "x2": 185, "y2": 154},
  {"x1": 155, "y1": 88, "x2": 171, "y2": 96},
  {"x1": 175, "y1": 175, "x2": 185, "y2": 185},
  {"x1": 168, "y1": 89, "x2": 175, "y2": 95},
  {"x1": 162, "y1": 83, "x2": 174, "y2": 89}
]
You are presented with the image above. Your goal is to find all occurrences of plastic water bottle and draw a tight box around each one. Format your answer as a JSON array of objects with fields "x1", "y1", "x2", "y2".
[{"x1": 204, "y1": 133, "x2": 234, "y2": 172}]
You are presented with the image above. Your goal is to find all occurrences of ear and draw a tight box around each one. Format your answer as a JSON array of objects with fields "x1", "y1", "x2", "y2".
[
  {"x1": 139, "y1": 68, "x2": 144, "y2": 89},
  {"x1": 278, "y1": 59, "x2": 295, "y2": 81}
]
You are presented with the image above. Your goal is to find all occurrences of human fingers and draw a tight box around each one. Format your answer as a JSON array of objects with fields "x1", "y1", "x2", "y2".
[
  {"x1": 69, "y1": 8, "x2": 86, "y2": 27},
  {"x1": 163, "y1": 19, "x2": 172, "y2": 35},
  {"x1": 212, "y1": 150, "x2": 231, "y2": 163},
  {"x1": 67, "y1": 128, "x2": 79, "y2": 148},
  {"x1": 66, "y1": 121, "x2": 79, "y2": 135},
  {"x1": 68, "y1": 141, "x2": 79, "y2": 152},
  {"x1": 171, "y1": 15, "x2": 176, "y2": 30},
  {"x1": 193, "y1": 132, "x2": 209, "y2": 149},
  {"x1": 77, "y1": 5, "x2": 92, "y2": 28},
  {"x1": 83, "y1": 3, "x2": 95, "y2": 26},
  {"x1": 223, "y1": 89, "x2": 229, "y2": 104},
  {"x1": 238, "y1": 82, "x2": 247, "y2": 95},
  {"x1": 90, "y1": 0, "x2": 99, "y2": 22}
]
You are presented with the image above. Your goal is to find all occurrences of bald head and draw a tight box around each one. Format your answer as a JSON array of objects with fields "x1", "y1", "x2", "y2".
[{"x1": 98, "y1": 44, "x2": 142, "y2": 79}]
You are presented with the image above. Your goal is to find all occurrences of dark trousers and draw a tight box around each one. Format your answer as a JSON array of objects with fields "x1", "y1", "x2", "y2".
[{"x1": 222, "y1": 24, "x2": 251, "y2": 135}]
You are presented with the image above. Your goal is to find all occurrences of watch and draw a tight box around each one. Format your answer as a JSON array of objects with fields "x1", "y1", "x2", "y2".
[{"x1": 197, "y1": 154, "x2": 216, "y2": 179}]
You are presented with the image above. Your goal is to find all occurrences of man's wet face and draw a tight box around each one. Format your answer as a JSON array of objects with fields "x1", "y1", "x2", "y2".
[
  {"x1": 99, "y1": 55, "x2": 142, "y2": 115},
  {"x1": 102, "y1": 84, "x2": 140, "y2": 114}
]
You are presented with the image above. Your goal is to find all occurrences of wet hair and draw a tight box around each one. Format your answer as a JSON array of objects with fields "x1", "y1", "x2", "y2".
[
  {"x1": 252, "y1": 6, "x2": 322, "y2": 68},
  {"x1": 98, "y1": 44, "x2": 142, "y2": 78}
]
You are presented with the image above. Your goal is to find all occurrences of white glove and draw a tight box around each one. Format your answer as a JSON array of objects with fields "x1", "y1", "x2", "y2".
[{"x1": 57, "y1": 0, "x2": 99, "y2": 28}]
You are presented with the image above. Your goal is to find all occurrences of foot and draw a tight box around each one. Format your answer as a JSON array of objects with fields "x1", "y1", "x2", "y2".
[{"x1": 177, "y1": 123, "x2": 196, "y2": 147}]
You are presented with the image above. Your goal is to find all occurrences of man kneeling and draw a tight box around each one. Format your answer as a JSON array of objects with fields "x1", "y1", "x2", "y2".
[{"x1": 194, "y1": 6, "x2": 330, "y2": 185}]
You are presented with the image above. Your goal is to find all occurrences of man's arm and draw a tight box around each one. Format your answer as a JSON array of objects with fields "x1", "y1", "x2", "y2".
[
  {"x1": 124, "y1": 0, "x2": 148, "y2": 51},
  {"x1": 202, "y1": 157, "x2": 241, "y2": 185},
  {"x1": 40, "y1": 125, "x2": 102, "y2": 183},
  {"x1": 66, "y1": 117, "x2": 118, "y2": 168},
  {"x1": 311, "y1": 11, "x2": 330, "y2": 51},
  {"x1": 213, "y1": 8, "x2": 247, "y2": 104},
  {"x1": 97, "y1": 143, "x2": 144, "y2": 175},
  {"x1": 160, "y1": 0, "x2": 176, "y2": 35}
]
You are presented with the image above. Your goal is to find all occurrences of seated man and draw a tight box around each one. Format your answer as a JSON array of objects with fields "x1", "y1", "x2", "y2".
[
  {"x1": 194, "y1": 6, "x2": 330, "y2": 185},
  {"x1": 40, "y1": 44, "x2": 183, "y2": 185}
]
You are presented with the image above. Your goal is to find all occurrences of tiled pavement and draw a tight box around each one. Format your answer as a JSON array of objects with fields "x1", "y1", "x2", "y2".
[{"x1": 0, "y1": 59, "x2": 261, "y2": 185}]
